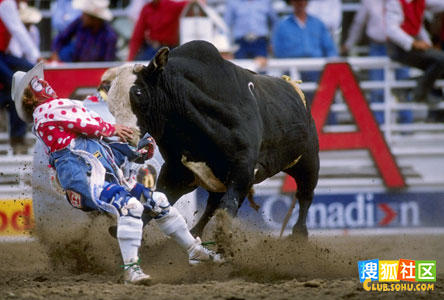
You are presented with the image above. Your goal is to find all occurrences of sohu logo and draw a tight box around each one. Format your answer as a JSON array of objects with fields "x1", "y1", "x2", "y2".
[{"x1": 358, "y1": 259, "x2": 436, "y2": 283}]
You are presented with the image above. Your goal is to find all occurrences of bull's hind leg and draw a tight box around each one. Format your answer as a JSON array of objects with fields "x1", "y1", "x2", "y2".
[
  {"x1": 285, "y1": 152, "x2": 319, "y2": 238},
  {"x1": 190, "y1": 192, "x2": 223, "y2": 237}
]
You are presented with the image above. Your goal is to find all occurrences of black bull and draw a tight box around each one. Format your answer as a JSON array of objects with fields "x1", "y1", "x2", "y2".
[{"x1": 130, "y1": 41, "x2": 319, "y2": 237}]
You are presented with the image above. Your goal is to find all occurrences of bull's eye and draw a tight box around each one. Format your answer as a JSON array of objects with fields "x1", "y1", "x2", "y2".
[{"x1": 136, "y1": 89, "x2": 142, "y2": 96}]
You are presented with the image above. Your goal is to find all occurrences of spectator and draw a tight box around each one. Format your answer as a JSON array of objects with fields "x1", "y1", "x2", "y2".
[
  {"x1": 307, "y1": 0, "x2": 342, "y2": 46},
  {"x1": 0, "y1": 0, "x2": 41, "y2": 154},
  {"x1": 128, "y1": 0, "x2": 188, "y2": 61},
  {"x1": 50, "y1": 0, "x2": 81, "y2": 34},
  {"x1": 386, "y1": 0, "x2": 444, "y2": 105},
  {"x1": 272, "y1": 0, "x2": 337, "y2": 91},
  {"x1": 224, "y1": 0, "x2": 278, "y2": 67},
  {"x1": 50, "y1": 0, "x2": 117, "y2": 62},
  {"x1": 126, "y1": 0, "x2": 149, "y2": 23},
  {"x1": 342, "y1": 0, "x2": 412, "y2": 124},
  {"x1": 273, "y1": 0, "x2": 337, "y2": 123},
  {"x1": 8, "y1": 2, "x2": 42, "y2": 62}
]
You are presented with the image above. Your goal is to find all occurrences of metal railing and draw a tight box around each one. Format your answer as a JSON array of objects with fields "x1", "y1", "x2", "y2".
[
  {"x1": 1, "y1": 56, "x2": 443, "y2": 197},
  {"x1": 234, "y1": 56, "x2": 444, "y2": 145}
]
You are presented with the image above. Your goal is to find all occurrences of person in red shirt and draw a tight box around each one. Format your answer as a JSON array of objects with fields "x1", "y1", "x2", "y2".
[
  {"x1": 386, "y1": 0, "x2": 444, "y2": 105},
  {"x1": 12, "y1": 63, "x2": 223, "y2": 284},
  {"x1": 127, "y1": 0, "x2": 188, "y2": 61}
]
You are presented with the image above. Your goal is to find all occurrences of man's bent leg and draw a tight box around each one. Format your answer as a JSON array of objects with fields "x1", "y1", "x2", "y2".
[{"x1": 142, "y1": 189, "x2": 224, "y2": 265}]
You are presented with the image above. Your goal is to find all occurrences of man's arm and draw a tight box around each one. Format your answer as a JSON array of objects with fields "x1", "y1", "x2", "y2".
[
  {"x1": 343, "y1": 3, "x2": 368, "y2": 53},
  {"x1": 0, "y1": 0, "x2": 40, "y2": 63},
  {"x1": 128, "y1": 6, "x2": 147, "y2": 61},
  {"x1": 385, "y1": 0, "x2": 416, "y2": 51}
]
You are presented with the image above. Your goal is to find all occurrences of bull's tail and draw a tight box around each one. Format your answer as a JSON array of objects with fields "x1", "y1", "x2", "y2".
[
  {"x1": 247, "y1": 188, "x2": 260, "y2": 212},
  {"x1": 279, "y1": 194, "x2": 298, "y2": 238}
]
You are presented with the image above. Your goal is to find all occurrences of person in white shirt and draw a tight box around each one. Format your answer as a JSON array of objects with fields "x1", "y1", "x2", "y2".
[
  {"x1": 342, "y1": 0, "x2": 411, "y2": 124},
  {"x1": 8, "y1": 2, "x2": 42, "y2": 62},
  {"x1": 386, "y1": 0, "x2": 444, "y2": 105},
  {"x1": 307, "y1": 0, "x2": 342, "y2": 46}
]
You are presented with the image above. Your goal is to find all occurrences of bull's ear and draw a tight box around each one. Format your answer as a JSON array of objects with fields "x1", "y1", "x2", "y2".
[
  {"x1": 151, "y1": 47, "x2": 169, "y2": 70},
  {"x1": 134, "y1": 47, "x2": 169, "y2": 79}
]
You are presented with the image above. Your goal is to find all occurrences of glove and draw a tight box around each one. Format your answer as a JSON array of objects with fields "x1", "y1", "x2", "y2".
[
  {"x1": 142, "y1": 190, "x2": 170, "y2": 218},
  {"x1": 137, "y1": 132, "x2": 156, "y2": 161}
]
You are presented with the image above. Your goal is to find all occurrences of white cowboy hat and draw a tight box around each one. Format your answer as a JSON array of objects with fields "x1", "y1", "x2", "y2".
[
  {"x1": 11, "y1": 62, "x2": 44, "y2": 123},
  {"x1": 18, "y1": 2, "x2": 42, "y2": 25},
  {"x1": 73, "y1": 0, "x2": 113, "y2": 21}
]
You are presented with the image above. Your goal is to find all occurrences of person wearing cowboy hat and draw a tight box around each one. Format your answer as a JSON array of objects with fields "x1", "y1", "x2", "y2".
[
  {"x1": 50, "y1": 0, "x2": 118, "y2": 62},
  {"x1": 0, "y1": 0, "x2": 42, "y2": 155},
  {"x1": 11, "y1": 63, "x2": 224, "y2": 284}
]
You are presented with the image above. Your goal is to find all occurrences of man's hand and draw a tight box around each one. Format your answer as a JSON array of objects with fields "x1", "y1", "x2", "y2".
[
  {"x1": 412, "y1": 40, "x2": 431, "y2": 51},
  {"x1": 114, "y1": 124, "x2": 133, "y2": 142},
  {"x1": 137, "y1": 132, "x2": 156, "y2": 160}
]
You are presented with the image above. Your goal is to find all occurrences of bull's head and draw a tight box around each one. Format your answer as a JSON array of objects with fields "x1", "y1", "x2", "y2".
[
  {"x1": 129, "y1": 47, "x2": 171, "y2": 140},
  {"x1": 104, "y1": 64, "x2": 141, "y2": 145}
]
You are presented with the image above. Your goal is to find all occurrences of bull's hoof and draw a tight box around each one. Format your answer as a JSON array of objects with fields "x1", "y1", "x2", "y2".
[
  {"x1": 219, "y1": 201, "x2": 238, "y2": 217},
  {"x1": 291, "y1": 226, "x2": 308, "y2": 240}
]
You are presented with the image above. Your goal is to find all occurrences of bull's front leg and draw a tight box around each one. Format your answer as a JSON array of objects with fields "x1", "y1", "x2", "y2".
[
  {"x1": 219, "y1": 162, "x2": 254, "y2": 216},
  {"x1": 190, "y1": 192, "x2": 224, "y2": 237}
]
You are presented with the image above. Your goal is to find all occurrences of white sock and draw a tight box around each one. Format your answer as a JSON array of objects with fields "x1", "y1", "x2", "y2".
[{"x1": 117, "y1": 215, "x2": 143, "y2": 264}]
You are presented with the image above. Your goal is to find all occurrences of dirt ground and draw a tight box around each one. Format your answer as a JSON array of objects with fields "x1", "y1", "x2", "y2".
[{"x1": 1, "y1": 211, "x2": 443, "y2": 300}]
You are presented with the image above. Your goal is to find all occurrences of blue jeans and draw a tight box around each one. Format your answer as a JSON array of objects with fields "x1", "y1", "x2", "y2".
[
  {"x1": 388, "y1": 42, "x2": 444, "y2": 103},
  {"x1": 0, "y1": 52, "x2": 33, "y2": 137},
  {"x1": 234, "y1": 37, "x2": 268, "y2": 59},
  {"x1": 49, "y1": 138, "x2": 141, "y2": 211},
  {"x1": 134, "y1": 42, "x2": 174, "y2": 61}
]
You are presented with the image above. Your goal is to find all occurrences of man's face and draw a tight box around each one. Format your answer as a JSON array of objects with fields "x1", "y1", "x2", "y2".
[
  {"x1": 81, "y1": 13, "x2": 103, "y2": 28},
  {"x1": 291, "y1": 0, "x2": 308, "y2": 11},
  {"x1": 29, "y1": 76, "x2": 57, "y2": 101}
]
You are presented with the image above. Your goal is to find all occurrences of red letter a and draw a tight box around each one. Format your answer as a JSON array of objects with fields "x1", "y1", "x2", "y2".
[{"x1": 282, "y1": 63, "x2": 405, "y2": 192}]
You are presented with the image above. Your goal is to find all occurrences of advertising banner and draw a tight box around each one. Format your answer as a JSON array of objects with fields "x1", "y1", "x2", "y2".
[
  {"x1": 195, "y1": 189, "x2": 444, "y2": 234},
  {"x1": 0, "y1": 199, "x2": 34, "y2": 239}
]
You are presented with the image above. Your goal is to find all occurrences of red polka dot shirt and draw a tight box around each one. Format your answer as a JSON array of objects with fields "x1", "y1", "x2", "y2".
[{"x1": 33, "y1": 98, "x2": 115, "y2": 152}]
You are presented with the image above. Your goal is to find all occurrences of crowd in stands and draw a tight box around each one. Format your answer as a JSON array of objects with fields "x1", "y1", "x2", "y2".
[{"x1": 1, "y1": 0, "x2": 444, "y2": 154}]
